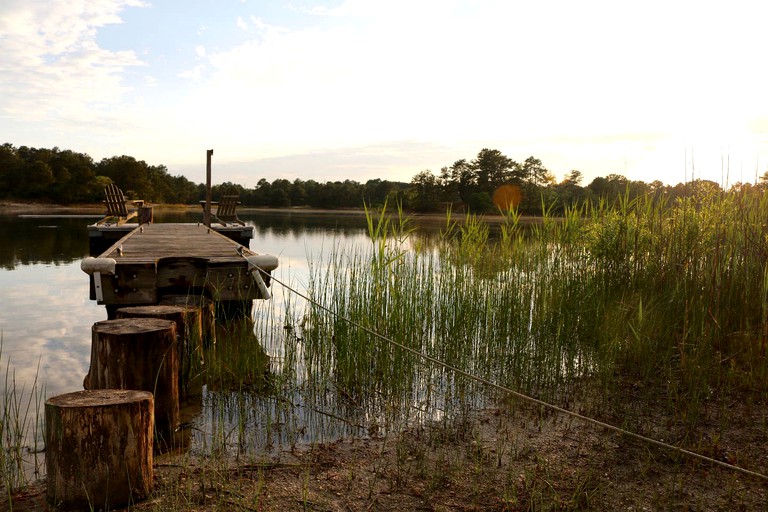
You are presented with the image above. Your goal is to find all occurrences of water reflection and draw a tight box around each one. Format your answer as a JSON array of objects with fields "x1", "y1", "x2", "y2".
[
  {"x1": 0, "y1": 215, "x2": 99, "y2": 269},
  {"x1": 0, "y1": 210, "x2": 451, "y2": 469}
]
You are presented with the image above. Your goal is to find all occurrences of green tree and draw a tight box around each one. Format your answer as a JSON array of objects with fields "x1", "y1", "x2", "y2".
[
  {"x1": 253, "y1": 179, "x2": 272, "y2": 206},
  {"x1": 97, "y1": 156, "x2": 152, "y2": 200},
  {"x1": 166, "y1": 175, "x2": 199, "y2": 204},
  {"x1": 471, "y1": 148, "x2": 519, "y2": 193},
  {"x1": 0, "y1": 144, "x2": 25, "y2": 198},
  {"x1": 467, "y1": 191, "x2": 495, "y2": 213},
  {"x1": 363, "y1": 179, "x2": 403, "y2": 207},
  {"x1": 520, "y1": 156, "x2": 554, "y2": 187},
  {"x1": 438, "y1": 166, "x2": 460, "y2": 204},
  {"x1": 27, "y1": 161, "x2": 55, "y2": 199},
  {"x1": 49, "y1": 149, "x2": 97, "y2": 203},
  {"x1": 553, "y1": 170, "x2": 586, "y2": 212},
  {"x1": 409, "y1": 170, "x2": 441, "y2": 212},
  {"x1": 450, "y1": 159, "x2": 475, "y2": 203},
  {"x1": 289, "y1": 179, "x2": 308, "y2": 206},
  {"x1": 269, "y1": 179, "x2": 292, "y2": 207}
]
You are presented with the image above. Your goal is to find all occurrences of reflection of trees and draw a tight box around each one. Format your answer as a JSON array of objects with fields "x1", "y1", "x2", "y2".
[{"x1": 0, "y1": 217, "x2": 90, "y2": 270}]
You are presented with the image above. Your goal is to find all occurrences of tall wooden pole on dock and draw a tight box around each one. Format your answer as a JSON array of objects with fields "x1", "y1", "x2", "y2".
[{"x1": 204, "y1": 149, "x2": 213, "y2": 227}]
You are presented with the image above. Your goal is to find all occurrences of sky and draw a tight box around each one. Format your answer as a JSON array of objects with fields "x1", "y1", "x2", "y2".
[{"x1": 1, "y1": 0, "x2": 767, "y2": 188}]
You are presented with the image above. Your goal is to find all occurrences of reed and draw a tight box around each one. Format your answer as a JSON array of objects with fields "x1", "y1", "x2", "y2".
[
  {"x1": 291, "y1": 186, "x2": 768, "y2": 437},
  {"x1": 180, "y1": 183, "x2": 768, "y2": 492},
  {"x1": 0, "y1": 343, "x2": 44, "y2": 499}
]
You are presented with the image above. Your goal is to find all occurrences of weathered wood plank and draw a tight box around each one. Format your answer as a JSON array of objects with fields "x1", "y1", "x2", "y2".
[
  {"x1": 86, "y1": 223, "x2": 275, "y2": 306},
  {"x1": 99, "y1": 224, "x2": 253, "y2": 263}
]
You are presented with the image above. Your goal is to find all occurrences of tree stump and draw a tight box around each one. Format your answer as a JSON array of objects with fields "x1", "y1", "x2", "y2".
[
  {"x1": 45, "y1": 389, "x2": 153, "y2": 510},
  {"x1": 84, "y1": 318, "x2": 179, "y2": 435},
  {"x1": 116, "y1": 304, "x2": 204, "y2": 395}
]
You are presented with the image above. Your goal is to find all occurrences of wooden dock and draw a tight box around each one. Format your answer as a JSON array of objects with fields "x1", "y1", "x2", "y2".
[
  {"x1": 87, "y1": 222, "x2": 254, "y2": 255},
  {"x1": 82, "y1": 223, "x2": 277, "y2": 308}
]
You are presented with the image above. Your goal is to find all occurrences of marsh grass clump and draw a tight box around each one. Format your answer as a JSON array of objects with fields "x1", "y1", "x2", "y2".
[
  {"x1": 294, "y1": 187, "x2": 768, "y2": 444},
  {"x1": 0, "y1": 348, "x2": 44, "y2": 499},
  {"x1": 580, "y1": 189, "x2": 768, "y2": 416}
]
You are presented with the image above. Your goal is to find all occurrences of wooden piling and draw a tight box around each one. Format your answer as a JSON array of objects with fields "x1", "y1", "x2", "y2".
[
  {"x1": 45, "y1": 389, "x2": 153, "y2": 510},
  {"x1": 160, "y1": 294, "x2": 217, "y2": 348},
  {"x1": 138, "y1": 204, "x2": 154, "y2": 224},
  {"x1": 116, "y1": 304, "x2": 204, "y2": 395},
  {"x1": 84, "y1": 318, "x2": 179, "y2": 436},
  {"x1": 204, "y1": 149, "x2": 213, "y2": 227}
]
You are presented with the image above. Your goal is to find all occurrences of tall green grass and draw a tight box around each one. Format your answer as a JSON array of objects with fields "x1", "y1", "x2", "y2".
[
  {"x1": 0, "y1": 344, "x2": 45, "y2": 499},
  {"x1": 294, "y1": 187, "x2": 768, "y2": 434}
]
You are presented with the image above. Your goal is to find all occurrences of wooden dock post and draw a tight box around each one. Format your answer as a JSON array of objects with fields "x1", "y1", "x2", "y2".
[
  {"x1": 160, "y1": 294, "x2": 217, "y2": 348},
  {"x1": 45, "y1": 389, "x2": 153, "y2": 510},
  {"x1": 204, "y1": 148, "x2": 213, "y2": 227},
  {"x1": 138, "y1": 204, "x2": 154, "y2": 224},
  {"x1": 84, "y1": 318, "x2": 180, "y2": 436},
  {"x1": 116, "y1": 304, "x2": 204, "y2": 395}
]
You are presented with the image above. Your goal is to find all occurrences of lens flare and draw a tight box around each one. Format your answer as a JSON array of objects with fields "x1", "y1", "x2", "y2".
[{"x1": 492, "y1": 184, "x2": 521, "y2": 210}]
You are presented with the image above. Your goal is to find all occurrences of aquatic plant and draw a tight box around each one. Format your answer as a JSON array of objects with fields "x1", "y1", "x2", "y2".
[{"x1": 0, "y1": 342, "x2": 44, "y2": 498}]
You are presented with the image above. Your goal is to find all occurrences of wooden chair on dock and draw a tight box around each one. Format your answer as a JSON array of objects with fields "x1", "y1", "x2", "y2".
[
  {"x1": 201, "y1": 195, "x2": 245, "y2": 226},
  {"x1": 98, "y1": 183, "x2": 143, "y2": 226}
]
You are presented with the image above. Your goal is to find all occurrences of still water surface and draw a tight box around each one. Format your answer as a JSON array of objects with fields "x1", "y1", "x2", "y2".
[
  {"x1": 1, "y1": 209, "x2": 454, "y2": 469},
  {"x1": 0, "y1": 210, "x2": 378, "y2": 399}
]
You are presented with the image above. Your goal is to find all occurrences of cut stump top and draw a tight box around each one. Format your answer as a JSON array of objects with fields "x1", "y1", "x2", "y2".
[
  {"x1": 93, "y1": 317, "x2": 176, "y2": 335},
  {"x1": 46, "y1": 389, "x2": 153, "y2": 408}
]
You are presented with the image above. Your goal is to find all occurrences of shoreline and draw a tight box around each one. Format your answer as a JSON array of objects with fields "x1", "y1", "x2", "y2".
[{"x1": 0, "y1": 201, "x2": 542, "y2": 224}]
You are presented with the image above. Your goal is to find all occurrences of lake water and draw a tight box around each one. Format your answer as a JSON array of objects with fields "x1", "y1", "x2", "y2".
[
  {"x1": 0, "y1": 209, "x2": 451, "y2": 471},
  {"x1": 0, "y1": 210, "x2": 380, "y2": 399}
]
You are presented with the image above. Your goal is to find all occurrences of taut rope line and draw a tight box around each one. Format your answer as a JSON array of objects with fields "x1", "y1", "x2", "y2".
[{"x1": 252, "y1": 265, "x2": 768, "y2": 483}]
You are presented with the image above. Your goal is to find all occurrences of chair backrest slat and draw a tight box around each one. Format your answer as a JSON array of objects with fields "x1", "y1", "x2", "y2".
[
  {"x1": 216, "y1": 196, "x2": 240, "y2": 218},
  {"x1": 104, "y1": 183, "x2": 129, "y2": 217}
]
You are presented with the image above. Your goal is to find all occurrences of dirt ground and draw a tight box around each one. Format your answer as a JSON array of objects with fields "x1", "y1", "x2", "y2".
[{"x1": 7, "y1": 395, "x2": 768, "y2": 512}]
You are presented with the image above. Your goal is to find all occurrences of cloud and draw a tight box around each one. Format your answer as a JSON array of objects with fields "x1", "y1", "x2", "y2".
[
  {"x1": 2, "y1": 0, "x2": 767, "y2": 186},
  {"x1": 0, "y1": 0, "x2": 146, "y2": 122},
  {"x1": 179, "y1": 64, "x2": 207, "y2": 82}
]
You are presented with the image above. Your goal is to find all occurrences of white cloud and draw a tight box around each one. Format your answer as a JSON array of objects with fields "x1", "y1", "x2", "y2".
[
  {"x1": 0, "y1": 0, "x2": 145, "y2": 122},
  {"x1": 172, "y1": 1, "x2": 764, "y2": 183},
  {"x1": 179, "y1": 64, "x2": 207, "y2": 82},
  {"x1": 2, "y1": 0, "x2": 767, "y2": 186}
]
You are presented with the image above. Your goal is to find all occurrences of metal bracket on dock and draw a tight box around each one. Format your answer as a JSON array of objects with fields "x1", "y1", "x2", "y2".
[
  {"x1": 81, "y1": 257, "x2": 117, "y2": 302},
  {"x1": 245, "y1": 254, "x2": 279, "y2": 301}
]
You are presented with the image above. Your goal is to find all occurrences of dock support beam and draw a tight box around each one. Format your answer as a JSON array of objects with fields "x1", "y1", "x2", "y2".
[{"x1": 204, "y1": 149, "x2": 213, "y2": 227}]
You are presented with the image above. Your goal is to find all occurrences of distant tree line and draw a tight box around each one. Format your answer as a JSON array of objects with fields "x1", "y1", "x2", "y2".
[
  {"x1": 0, "y1": 143, "x2": 200, "y2": 204},
  {"x1": 1, "y1": 143, "x2": 765, "y2": 213}
]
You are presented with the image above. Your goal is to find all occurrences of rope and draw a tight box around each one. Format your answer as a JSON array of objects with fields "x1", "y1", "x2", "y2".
[{"x1": 251, "y1": 265, "x2": 768, "y2": 483}]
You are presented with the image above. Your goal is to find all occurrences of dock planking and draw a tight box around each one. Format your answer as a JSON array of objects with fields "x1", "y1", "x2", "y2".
[
  {"x1": 101, "y1": 223, "x2": 251, "y2": 263},
  {"x1": 83, "y1": 223, "x2": 278, "y2": 307},
  {"x1": 87, "y1": 222, "x2": 254, "y2": 256}
]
